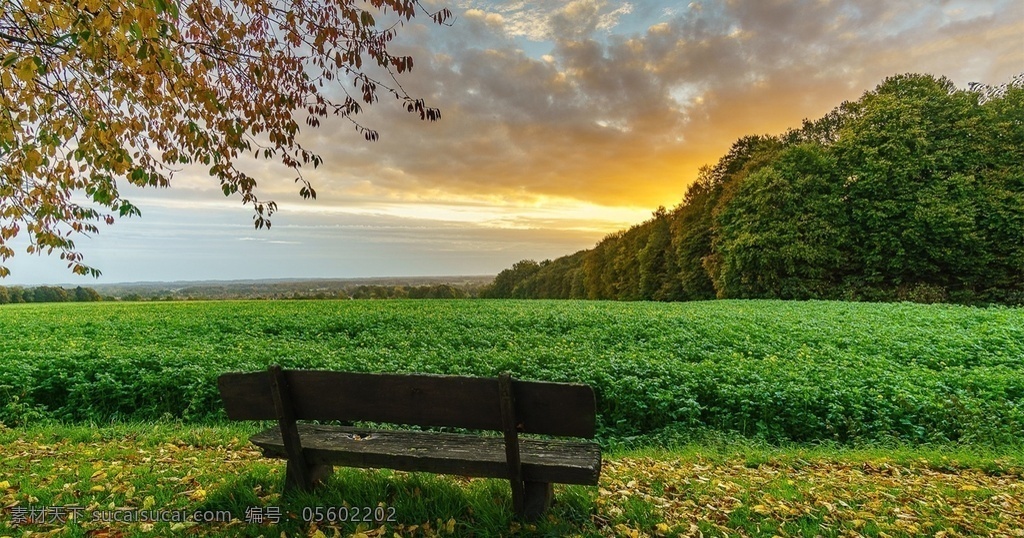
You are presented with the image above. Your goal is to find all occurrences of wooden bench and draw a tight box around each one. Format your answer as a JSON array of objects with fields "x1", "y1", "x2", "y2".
[{"x1": 217, "y1": 366, "x2": 602, "y2": 520}]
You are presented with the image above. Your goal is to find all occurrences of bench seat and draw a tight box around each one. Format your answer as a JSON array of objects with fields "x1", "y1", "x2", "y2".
[
  {"x1": 218, "y1": 367, "x2": 602, "y2": 520},
  {"x1": 250, "y1": 424, "x2": 602, "y2": 485}
]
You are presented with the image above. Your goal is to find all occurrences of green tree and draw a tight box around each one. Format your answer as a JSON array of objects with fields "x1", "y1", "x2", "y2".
[
  {"x1": 713, "y1": 143, "x2": 847, "y2": 298},
  {"x1": 0, "y1": 284, "x2": 8, "y2": 304},
  {"x1": 32, "y1": 285, "x2": 68, "y2": 302},
  {"x1": 519, "y1": 251, "x2": 587, "y2": 299},
  {"x1": 424, "y1": 284, "x2": 461, "y2": 299},
  {"x1": 702, "y1": 135, "x2": 786, "y2": 296},
  {"x1": 834, "y1": 74, "x2": 994, "y2": 297},
  {"x1": 638, "y1": 207, "x2": 682, "y2": 300},
  {"x1": 482, "y1": 260, "x2": 541, "y2": 298},
  {"x1": 610, "y1": 225, "x2": 644, "y2": 300},
  {"x1": 73, "y1": 286, "x2": 102, "y2": 301},
  {"x1": 970, "y1": 84, "x2": 1024, "y2": 303},
  {"x1": 0, "y1": 0, "x2": 450, "y2": 277},
  {"x1": 670, "y1": 168, "x2": 718, "y2": 300},
  {"x1": 582, "y1": 240, "x2": 616, "y2": 300}
]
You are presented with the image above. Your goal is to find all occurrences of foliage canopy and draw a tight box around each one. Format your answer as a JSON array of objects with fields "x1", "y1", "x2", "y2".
[
  {"x1": 486, "y1": 73, "x2": 1024, "y2": 305},
  {"x1": 0, "y1": 0, "x2": 449, "y2": 277}
]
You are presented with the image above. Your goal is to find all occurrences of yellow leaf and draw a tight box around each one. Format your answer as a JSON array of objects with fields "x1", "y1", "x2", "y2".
[
  {"x1": 90, "y1": 485, "x2": 106, "y2": 492},
  {"x1": 752, "y1": 504, "x2": 770, "y2": 515},
  {"x1": 16, "y1": 59, "x2": 36, "y2": 83},
  {"x1": 310, "y1": 530, "x2": 326, "y2": 538},
  {"x1": 446, "y1": 518, "x2": 456, "y2": 533},
  {"x1": 143, "y1": 495, "x2": 155, "y2": 509},
  {"x1": 22, "y1": 148, "x2": 42, "y2": 173},
  {"x1": 94, "y1": 11, "x2": 113, "y2": 32},
  {"x1": 0, "y1": 481, "x2": 10, "y2": 489}
]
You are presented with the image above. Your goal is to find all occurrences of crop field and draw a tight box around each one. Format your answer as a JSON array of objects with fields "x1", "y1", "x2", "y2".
[{"x1": 2, "y1": 299, "x2": 1021, "y2": 446}]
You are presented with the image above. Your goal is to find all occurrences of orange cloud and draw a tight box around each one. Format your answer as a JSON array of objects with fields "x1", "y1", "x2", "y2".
[{"x1": 264, "y1": 0, "x2": 1021, "y2": 221}]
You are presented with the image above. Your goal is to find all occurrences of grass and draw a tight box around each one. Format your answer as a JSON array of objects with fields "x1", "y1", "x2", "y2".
[
  {"x1": 2, "y1": 299, "x2": 1023, "y2": 535},
  {"x1": 2, "y1": 423, "x2": 1022, "y2": 537}
]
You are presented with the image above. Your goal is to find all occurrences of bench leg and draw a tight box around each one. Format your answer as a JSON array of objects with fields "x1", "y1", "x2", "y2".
[
  {"x1": 521, "y1": 481, "x2": 553, "y2": 521},
  {"x1": 284, "y1": 461, "x2": 334, "y2": 492}
]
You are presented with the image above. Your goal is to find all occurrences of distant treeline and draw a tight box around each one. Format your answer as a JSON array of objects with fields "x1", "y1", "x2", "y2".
[
  {"x1": 281, "y1": 284, "x2": 476, "y2": 300},
  {"x1": 0, "y1": 282, "x2": 486, "y2": 302},
  {"x1": 86, "y1": 276, "x2": 493, "y2": 301},
  {"x1": 0, "y1": 286, "x2": 102, "y2": 304},
  {"x1": 483, "y1": 74, "x2": 1024, "y2": 305}
]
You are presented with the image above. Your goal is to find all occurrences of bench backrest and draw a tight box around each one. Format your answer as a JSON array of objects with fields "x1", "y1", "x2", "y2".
[{"x1": 218, "y1": 369, "x2": 596, "y2": 438}]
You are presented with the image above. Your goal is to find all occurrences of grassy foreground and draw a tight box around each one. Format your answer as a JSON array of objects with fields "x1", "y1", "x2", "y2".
[{"x1": 1, "y1": 424, "x2": 1022, "y2": 537}]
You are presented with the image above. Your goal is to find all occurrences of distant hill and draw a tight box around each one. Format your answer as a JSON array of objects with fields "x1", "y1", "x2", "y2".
[
  {"x1": 93, "y1": 276, "x2": 495, "y2": 300},
  {"x1": 1, "y1": 276, "x2": 494, "y2": 302}
]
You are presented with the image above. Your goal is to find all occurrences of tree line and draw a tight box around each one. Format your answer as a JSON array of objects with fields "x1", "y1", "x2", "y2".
[
  {"x1": 0, "y1": 286, "x2": 102, "y2": 304},
  {"x1": 0, "y1": 283, "x2": 482, "y2": 303},
  {"x1": 483, "y1": 74, "x2": 1024, "y2": 305}
]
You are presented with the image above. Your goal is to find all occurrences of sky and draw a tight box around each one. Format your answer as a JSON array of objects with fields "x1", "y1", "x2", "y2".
[{"x1": 4, "y1": 0, "x2": 1024, "y2": 285}]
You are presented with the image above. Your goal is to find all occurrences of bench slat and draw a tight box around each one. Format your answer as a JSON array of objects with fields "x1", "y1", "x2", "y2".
[
  {"x1": 249, "y1": 424, "x2": 602, "y2": 486},
  {"x1": 219, "y1": 370, "x2": 596, "y2": 438}
]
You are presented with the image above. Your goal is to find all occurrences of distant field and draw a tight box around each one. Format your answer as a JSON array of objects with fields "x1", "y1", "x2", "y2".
[{"x1": 0, "y1": 300, "x2": 1021, "y2": 446}]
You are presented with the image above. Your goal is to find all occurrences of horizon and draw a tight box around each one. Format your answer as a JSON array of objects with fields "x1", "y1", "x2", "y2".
[
  {"x1": 0, "y1": 274, "x2": 498, "y2": 289},
  {"x1": 3, "y1": 0, "x2": 1023, "y2": 286}
]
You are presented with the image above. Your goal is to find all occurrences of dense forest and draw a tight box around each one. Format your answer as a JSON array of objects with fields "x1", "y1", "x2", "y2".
[
  {"x1": 0, "y1": 285, "x2": 102, "y2": 303},
  {"x1": 483, "y1": 73, "x2": 1024, "y2": 305}
]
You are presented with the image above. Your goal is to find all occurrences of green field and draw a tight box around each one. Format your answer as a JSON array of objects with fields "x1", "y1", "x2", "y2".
[{"x1": 1, "y1": 299, "x2": 1021, "y2": 446}]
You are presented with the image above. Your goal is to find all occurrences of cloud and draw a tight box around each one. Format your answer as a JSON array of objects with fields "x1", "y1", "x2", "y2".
[
  {"x1": 310, "y1": 0, "x2": 1020, "y2": 210},
  {"x1": 11, "y1": 0, "x2": 1023, "y2": 284},
  {"x1": 456, "y1": 0, "x2": 637, "y2": 41},
  {"x1": 2, "y1": 198, "x2": 613, "y2": 284},
  {"x1": 169, "y1": 0, "x2": 1024, "y2": 226},
  {"x1": 463, "y1": 8, "x2": 505, "y2": 30}
]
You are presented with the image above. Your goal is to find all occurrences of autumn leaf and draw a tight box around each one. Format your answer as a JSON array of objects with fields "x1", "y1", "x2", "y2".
[{"x1": 84, "y1": 529, "x2": 124, "y2": 538}]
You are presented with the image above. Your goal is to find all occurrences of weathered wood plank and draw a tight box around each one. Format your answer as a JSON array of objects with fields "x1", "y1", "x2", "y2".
[
  {"x1": 522, "y1": 481, "x2": 554, "y2": 521},
  {"x1": 269, "y1": 365, "x2": 332, "y2": 491},
  {"x1": 498, "y1": 372, "x2": 525, "y2": 515},
  {"x1": 250, "y1": 424, "x2": 602, "y2": 486},
  {"x1": 219, "y1": 370, "x2": 596, "y2": 438}
]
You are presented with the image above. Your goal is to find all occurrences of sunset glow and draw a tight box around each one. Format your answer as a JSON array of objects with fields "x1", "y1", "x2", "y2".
[{"x1": 5, "y1": 0, "x2": 1023, "y2": 284}]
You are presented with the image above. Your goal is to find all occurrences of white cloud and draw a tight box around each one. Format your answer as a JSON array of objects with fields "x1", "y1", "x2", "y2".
[{"x1": 597, "y1": 2, "x2": 634, "y2": 31}]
